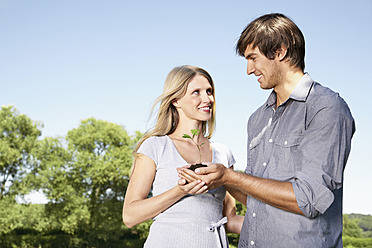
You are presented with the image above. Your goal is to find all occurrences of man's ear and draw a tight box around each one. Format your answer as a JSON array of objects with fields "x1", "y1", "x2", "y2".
[{"x1": 276, "y1": 44, "x2": 288, "y2": 61}]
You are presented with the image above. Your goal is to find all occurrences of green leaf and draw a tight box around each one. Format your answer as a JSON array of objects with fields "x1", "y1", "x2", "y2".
[
  {"x1": 182, "y1": 134, "x2": 192, "y2": 139},
  {"x1": 190, "y1": 129, "x2": 199, "y2": 136}
]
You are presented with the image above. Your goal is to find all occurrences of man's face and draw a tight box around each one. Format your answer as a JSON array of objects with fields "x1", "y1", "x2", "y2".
[{"x1": 243, "y1": 45, "x2": 283, "y2": 90}]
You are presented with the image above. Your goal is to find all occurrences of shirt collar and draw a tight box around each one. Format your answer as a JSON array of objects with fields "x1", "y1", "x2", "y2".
[
  {"x1": 265, "y1": 73, "x2": 314, "y2": 108},
  {"x1": 289, "y1": 73, "x2": 314, "y2": 101}
]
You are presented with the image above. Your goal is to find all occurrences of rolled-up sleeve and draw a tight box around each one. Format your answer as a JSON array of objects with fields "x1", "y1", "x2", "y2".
[{"x1": 292, "y1": 95, "x2": 355, "y2": 218}]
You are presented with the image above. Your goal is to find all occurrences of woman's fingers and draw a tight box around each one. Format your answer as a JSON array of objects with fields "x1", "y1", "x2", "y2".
[
  {"x1": 180, "y1": 179, "x2": 208, "y2": 194},
  {"x1": 177, "y1": 167, "x2": 201, "y2": 183}
]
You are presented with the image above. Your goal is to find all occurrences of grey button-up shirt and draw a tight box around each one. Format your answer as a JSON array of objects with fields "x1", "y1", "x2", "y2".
[{"x1": 239, "y1": 74, "x2": 355, "y2": 248}]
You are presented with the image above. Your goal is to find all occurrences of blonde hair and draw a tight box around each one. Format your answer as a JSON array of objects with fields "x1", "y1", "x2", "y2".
[{"x1": 133, "y1": 65, "x2": 216, "y2": 157}]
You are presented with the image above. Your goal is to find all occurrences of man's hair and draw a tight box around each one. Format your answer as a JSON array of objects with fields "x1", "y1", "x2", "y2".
[{"x1": 236, "y1": 13, "x2": 305, "y2": 71}]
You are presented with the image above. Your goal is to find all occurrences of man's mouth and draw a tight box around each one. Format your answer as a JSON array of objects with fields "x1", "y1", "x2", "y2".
[{"x1": 257, "y1": 74, "x2": 263, "y2": 83}]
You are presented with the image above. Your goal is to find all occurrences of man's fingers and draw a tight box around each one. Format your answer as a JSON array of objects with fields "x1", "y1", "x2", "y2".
[
  {"x1": 194, "y1": 166, "x2": 211, "y2": 174},
  {"x1": 194, "y1": 163, "x2": 223, "y2": 174}
]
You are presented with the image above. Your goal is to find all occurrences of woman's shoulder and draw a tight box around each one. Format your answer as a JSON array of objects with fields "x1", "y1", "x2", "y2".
[
  {"x1": 210, "y1": 140, "x2": 235, "y2": 168},
  {"x1": 140, "y1": 135, "x2": 169, "y2": 148},
  {"x1": 210, "y1": 140, "x2": 231, "y2": 152},
  {"x1": 137, "y1": 135, "x2": 170, "y2": 165}
]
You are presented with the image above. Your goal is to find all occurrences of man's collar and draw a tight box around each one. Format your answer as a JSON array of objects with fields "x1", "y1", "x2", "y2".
[
  {"x1": 289, "y1": 73, "x2": 314, "y2": 101},
  {"x1": 265, "y1": 73, "x2": 314, "y2": 109}
]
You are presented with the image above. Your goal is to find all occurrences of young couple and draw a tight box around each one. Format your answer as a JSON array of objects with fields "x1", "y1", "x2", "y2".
[{"x1": 123, "y1": 13, "x2": 355, "y2": 248}]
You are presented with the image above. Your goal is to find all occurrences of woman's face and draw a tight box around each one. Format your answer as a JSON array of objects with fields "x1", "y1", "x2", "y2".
[{"x1": 173, "y1": 75, "x2": 214, "y2": 122}]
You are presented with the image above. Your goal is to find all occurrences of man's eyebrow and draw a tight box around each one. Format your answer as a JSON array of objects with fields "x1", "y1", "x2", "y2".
[{"x1": 245, "y1": 53, "x2": 256, "y2": 60}]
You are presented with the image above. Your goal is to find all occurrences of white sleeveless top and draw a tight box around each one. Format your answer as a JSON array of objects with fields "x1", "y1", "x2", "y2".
[{"x1": 137, "y1": 135, "x2": 235, "y2": 248}]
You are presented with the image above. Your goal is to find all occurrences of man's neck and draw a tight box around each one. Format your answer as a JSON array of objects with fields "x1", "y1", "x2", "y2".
[{"x1": 274, "y1": 69, "x2": 304, "y2": 107}]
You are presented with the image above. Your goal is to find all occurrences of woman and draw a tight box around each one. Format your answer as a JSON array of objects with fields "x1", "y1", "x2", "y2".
[{"x1": 123, "y1": 65, "x2": 243, "y2": 248}]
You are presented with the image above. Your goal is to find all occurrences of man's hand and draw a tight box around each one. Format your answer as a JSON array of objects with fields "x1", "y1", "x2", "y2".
[{"x1": 177, "y1": 163, "x2": 228, "y2": 190}]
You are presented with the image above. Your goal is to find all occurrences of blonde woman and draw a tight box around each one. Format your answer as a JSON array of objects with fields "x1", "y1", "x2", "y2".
[{"x1": 123, "y1": 65, "x2": 243, "y2": 248}]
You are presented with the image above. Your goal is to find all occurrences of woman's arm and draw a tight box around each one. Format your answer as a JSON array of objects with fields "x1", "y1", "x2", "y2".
[
  {"x1": 122, "y1": 154, "x2": 208, "y2": 228},
  {"x1": 222, "y1": 167, "x2": 244, "y2": 234},
  {"x1": 224, "y1": 185, "x2": 248, "y2": 207},
  {"x1": 223, "y1": 191, "x2": 244, "y2": 234}
]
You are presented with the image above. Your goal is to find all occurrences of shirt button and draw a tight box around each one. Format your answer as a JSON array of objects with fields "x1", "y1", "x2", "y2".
[
  {"x1": 263, "y1": 162, "x2": 267, "y2": 166},
  {"x1": 252, "y1": 213, "x2": 256, "y2": 217},
  {"x1": 250, "y1": 240, "x2": 255, "y2": 245},
  {"x1": 249, "y1": 143, "x2": 252, "y2": 148},
  {"x1": 284, "y1": 140, "x2": 288, "y2": 145},
  {"x1": 269, "y1": 139, "x2": 273, "y2": 143}
]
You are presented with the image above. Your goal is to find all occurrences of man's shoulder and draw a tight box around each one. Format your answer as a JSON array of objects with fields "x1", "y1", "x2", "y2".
[
  {"x1": 310, "y1": 82, "x2": 338, "y2": 99},
  {"x1": 306, "y1": 82, "x2": 354, "y2": 124},
  {"x1": 309, "y1": 82, "x2": 351, "y2": 112}
]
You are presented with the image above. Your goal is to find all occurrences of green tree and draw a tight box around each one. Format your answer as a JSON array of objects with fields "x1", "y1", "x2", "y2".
[
  {"x1": 344, "y1": 214, "x2": 363, "y2": 238},
  {"x1": 31, "y1": 118, "x2": 139, "y2": 246},
  {"x1": 30, "y1": 136, "x2": 87, "y2": 235},
  {"x1": 0, "y1": 196, "x2": 24, "y2": 235},
  {"x1": 0, "y1": 105, "x2": 42, "y2": 200},
  {"x1": 0, "y1": 112, "x2": 150, "y2": 247},
  {"x1": 65, "y1": 118, "x2": 140, "y2": 245}
]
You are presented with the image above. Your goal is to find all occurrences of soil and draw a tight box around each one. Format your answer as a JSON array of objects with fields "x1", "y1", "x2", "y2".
[{"x1": 188, "y1": 163, "x2": 207, "y2": 171}]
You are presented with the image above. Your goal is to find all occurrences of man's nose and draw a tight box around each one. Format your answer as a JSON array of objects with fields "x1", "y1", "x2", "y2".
[{"x1": 247, "y1": 61, "x2": 255, "y2": 75}]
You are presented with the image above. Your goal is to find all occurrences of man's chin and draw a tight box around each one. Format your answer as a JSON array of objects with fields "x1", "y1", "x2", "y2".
[{"x1": 259, "y1": 84, "x2": 271, "y2": 90}]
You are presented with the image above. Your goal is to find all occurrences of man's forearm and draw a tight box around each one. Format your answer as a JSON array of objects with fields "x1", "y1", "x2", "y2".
[{"x1": 225, "y1": 170, "x2": 304, "y2": 215}]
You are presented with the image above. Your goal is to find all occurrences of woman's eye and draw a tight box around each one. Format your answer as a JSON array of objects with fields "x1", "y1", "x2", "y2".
[
  {"x1": 192, "y1": 90, "x2": 200, "y2": 95},
  {"x1": 207, "y1": 89, "x2": 213, "y2": 95}
]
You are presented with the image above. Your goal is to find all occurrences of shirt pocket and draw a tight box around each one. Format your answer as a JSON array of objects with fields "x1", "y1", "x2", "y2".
[{"x1": 272, "y1": 133, "x2": 303, "y2": 174}]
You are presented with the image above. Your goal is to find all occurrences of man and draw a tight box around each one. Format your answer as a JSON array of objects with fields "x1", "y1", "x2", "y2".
[{"x1": 178, "y1": 13, "x2": 355, "y2": 247}]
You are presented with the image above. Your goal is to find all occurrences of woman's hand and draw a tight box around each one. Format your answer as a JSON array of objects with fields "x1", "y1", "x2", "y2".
[
  {"x1": 177, "y1": 162, "x2": 227, "y2": 189},
  {"x1": 177, "y1": 164, "x2": 204, "y2": 183},
  {"x1": 177, "y1": 178, "x2": 208, "y2": 195}
]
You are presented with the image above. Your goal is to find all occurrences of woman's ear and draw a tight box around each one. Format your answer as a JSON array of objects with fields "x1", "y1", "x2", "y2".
[{"x1": 172, "y1": 100, "x2": 180, "y2": 108}]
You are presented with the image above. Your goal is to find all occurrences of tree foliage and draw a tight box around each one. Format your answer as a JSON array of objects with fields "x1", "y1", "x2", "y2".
[
  {"x1": 0, "y1": 110, "x2": 146, "y2": 247},
  {"x1": 31, "y1": 118, "x2": 137, "y2": 241},
  {"x1": 0, "y1": 105, "x2": 42, "y2": 200},
  {"x1": 344, "y1": 215, "x2": 364, "y2": 238}
]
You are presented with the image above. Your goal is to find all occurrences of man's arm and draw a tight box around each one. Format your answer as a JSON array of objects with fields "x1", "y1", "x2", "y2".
[{"x1": 178, "y1": 164, "x2": 304, "y2": 215}]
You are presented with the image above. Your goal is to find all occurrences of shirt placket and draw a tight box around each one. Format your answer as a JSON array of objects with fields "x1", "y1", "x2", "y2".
[{"x1": 248, "y1": 105, "x2": 286, "y2": 247}]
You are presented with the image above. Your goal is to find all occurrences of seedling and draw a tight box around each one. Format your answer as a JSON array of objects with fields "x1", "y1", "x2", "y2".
[{"x1": 182, "y1": 127, "x2": 207, "y2": 171}]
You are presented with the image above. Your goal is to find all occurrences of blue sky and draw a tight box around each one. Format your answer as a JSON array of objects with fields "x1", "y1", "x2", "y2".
[{"x1": 1, "y1": 0, "x2": 371, "y2": 215}]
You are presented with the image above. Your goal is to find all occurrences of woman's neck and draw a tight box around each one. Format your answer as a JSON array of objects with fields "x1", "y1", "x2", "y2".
[{"x1": 168, "y1": 120, "x2": 203, "y2": 142}]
